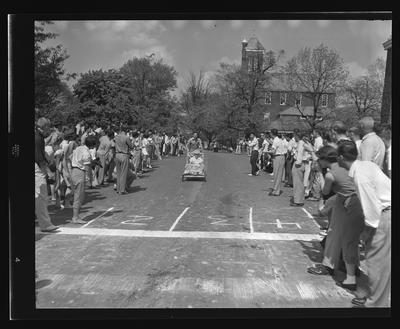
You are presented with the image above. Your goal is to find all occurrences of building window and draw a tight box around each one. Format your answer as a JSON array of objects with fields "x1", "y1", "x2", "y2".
[
  {"x1": 280, "y1": 92, "x2": 287, "y2": 105},
  {"x1": 295, "y1": 93, "x2": 302, "y2": 107},
  {"x1": 321, "y1": 94, "x2": 328, "y2": 107},
  {"x1": 265, "y1": 91, "x2": 272, "y2": 105}
]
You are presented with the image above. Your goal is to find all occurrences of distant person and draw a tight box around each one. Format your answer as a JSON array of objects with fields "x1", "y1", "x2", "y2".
[
  {"x1": 269, "y1": 129, "x2": 286, "y2": 195},
  {"x1": 114, "y1": 126, "x2": 135, "y2": 194},
  {"x1": 247, "y1": 133, "x2": 259, "y2": 176}
]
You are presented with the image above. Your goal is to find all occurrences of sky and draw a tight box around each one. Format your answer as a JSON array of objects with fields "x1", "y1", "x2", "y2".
[{"x1": 42, "y1": 19, "x2": 392, "y2": 96}]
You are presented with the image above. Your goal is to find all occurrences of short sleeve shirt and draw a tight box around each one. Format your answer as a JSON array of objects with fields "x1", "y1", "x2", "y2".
[{"x1": 71, "y1": 145, "x2": 92, "y2": 170}]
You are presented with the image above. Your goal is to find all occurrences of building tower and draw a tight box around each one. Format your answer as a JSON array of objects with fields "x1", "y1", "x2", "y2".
[
  {"x1": 381, "y1": 35, "x2": 392, "y2": 124},
  {"x1": 241, "y1": 35, "x2": 265, "y2": 73}
]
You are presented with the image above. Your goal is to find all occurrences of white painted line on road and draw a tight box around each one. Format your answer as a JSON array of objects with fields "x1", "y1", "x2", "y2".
[
  {"x1": 249, "y1": 207, "x2": 254, "y2": 234},
  {"x1": 169, "y1": 207, "x2": 190, "y2": 231},
  {"x1": 45, "y1": 227, "x2": 321, "y2": 241},
  {"x1": 302, "y1": 208, "x2": 320, "y2": 228},
  {"x1": 82, "y1": 207, "x2": 114, "y2": 228}
]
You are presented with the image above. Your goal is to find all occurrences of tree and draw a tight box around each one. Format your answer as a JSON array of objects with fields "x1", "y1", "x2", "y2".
[
  {"x1": 285, "y1": 44, "x2": 349, "y2": 130},
  {"x1": 35, "y1": 21, "x2": 74, "y2": 115},
  {"x1": 119, "y1": 55, "x2": 178, "y2": 128},
  {"x1": 178, "y1": 70, "x2": 224, "y2": 142},
  {"x1": 213, "y1": 63, "x2": 269, "y2": 135},
  {"x1": 343, "y1": 57, "x2": 385, "y2": 121}
]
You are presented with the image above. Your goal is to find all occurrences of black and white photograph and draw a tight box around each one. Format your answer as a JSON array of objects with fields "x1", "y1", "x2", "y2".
[{"x1": 9, "y1": 12, "x2": 392, "y2": 318}]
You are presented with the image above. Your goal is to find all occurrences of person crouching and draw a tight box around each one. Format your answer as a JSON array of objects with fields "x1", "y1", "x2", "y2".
[{"x1": 69, "y1": 135, "x2": 98, "y2": 224}]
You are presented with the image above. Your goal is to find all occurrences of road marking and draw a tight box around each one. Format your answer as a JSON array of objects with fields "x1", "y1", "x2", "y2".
[
  {"x1": 82, "y1": 207, "x2": 114, "y2": 228},
  {"x1": 254, "y1": 219, "x2": 301, "y2": 229},
  {"x1": 249, "y1": 207, "x2": 254, "y2": 234},
  {"x1": 208, "y1": 215, "x2": 233, "y2": 226},
  {"x1": 302, "y1": 208, "x2": 320, "y2": 228},
  {"x1": 121, "y1": 215, "x2": 154, "y2": 226},
  {"x1": 41, "y1": 227, "x2": 321, "y2": 241},
  {"x1": 169, "y1": 207, "x2": 190, "y2": 231}
]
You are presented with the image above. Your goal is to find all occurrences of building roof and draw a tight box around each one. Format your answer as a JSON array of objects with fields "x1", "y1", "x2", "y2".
[{"x1": 245, "y1": 36, "x2": 265, "y2": 51}]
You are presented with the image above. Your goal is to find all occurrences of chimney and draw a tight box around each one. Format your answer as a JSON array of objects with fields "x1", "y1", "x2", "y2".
[{"x1": 241, "y1": 39, "x2": 248, "y2": 71}]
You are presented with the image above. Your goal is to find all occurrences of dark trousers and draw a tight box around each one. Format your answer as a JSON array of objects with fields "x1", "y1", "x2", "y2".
[
  {"x1": 250, "y1": 150, "x2": 259, "y2": 175},
  {"x1": 115, "y1": 153, "x2": 130, "y2": 193},
  {"x1": 285, "y1": 155, "x2": 294, "y2": 186}
]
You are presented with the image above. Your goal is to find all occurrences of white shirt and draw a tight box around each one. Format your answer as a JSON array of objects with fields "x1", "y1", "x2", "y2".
[
  {"x1": 71, "y1": 145, "x2": 92, "y2": 170},
  {"x1": 359, "y1": 132, "x2": 386, "y2": 168},
  {"x1": 261, "y1": 139, "x2": 269, "y2": 153},
  {"x1": 387, "y1": 145, "x2": 391, "y2": 171},
  {"x1": 271, "y1": 136, "x2": 286, "y2": 155},
  {"x1": 348, "y1": 160, "x2": 391, "y2": 228},
  {"x1": 288, "y1": 138, "x2": 297, "y2": 156},
  {"x1": 313, "y1": 136, "x2": 323, "y2": 151},
  {"x1": 248, "y1": 137, "x2": 259, "y2": 151}
]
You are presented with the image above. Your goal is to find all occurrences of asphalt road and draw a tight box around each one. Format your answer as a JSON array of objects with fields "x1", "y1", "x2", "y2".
[{"x1": 35, "y1": 150, "x2": 365, "y2": 308}]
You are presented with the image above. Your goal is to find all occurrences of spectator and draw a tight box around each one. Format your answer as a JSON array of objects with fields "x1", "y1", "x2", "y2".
[
  {"x1": 114, "y1": 125, "x2": 135, "y2": 194},
  {"x1": 348, "y1": 126, "x2": 362, "y2": 155},
  {"x1": 97, "y1": 129, "x2": 112, "y2": 186},
  {"x1": 268, "y1": 129, "x2": 286, "y2": 195},
  {"x1": 308, "y1": 145, "x2": 364, "y2": 293},
  {"x1": 337, "y1": 140, "x2": 391, "y2": 307},
  {"x1": 35, "y1": 117, "x2": 60, "y2": 232},
  {"x1": 284, "y1": 133, "x2": 297, "y2": 187},
  {"x1": 247, "y1": 133, "x2": 260, "y2": 176},
  {"x1": 358, "y1": 116, "x2": 386, "y2": 169},
  {"x1": 291, "y1": 131, "x2": 312, "y2": 206},
  {"x1": 69, "y1": 135, "x2": 98, "y2": 224}
]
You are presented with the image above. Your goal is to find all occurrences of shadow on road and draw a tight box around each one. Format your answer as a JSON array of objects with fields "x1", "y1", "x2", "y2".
[{"x1": 296, "y1": 240, "x2": 324, "y2": 263}]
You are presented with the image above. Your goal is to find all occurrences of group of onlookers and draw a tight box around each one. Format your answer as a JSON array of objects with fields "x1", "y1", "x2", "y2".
[
  {"x1": 35, "y1": 119, "x2": 190, "y2": 230},
  {"x1": 242, "y1": 116, "x2": 391, "y2": 307}
]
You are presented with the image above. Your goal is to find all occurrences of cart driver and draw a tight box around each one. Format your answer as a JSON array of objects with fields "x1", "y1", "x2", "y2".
[{"x1": 186, "y1": 132, "x2": 203, "y2": 153}]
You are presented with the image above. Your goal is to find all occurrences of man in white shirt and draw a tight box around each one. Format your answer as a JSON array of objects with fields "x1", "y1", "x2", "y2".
[
  {"x1": 247, "y1": 133, "x2": 260, "y2": 176},
  {"x1": 307, "y1": 129, "x2": 324, "y2": 202},
  {"x1": 269, "y1": 129, "x2": 286, "y2": 195},
  {"x1": 291, "y1": 132, "x2": 312, "y2": 206},
  {"x1": 358, "y1": 116, "x2": 386, "y2": 168},
  {"x1": 70, "y1": 135, "x2": 98, "y2": 224},
  {"x1": 338, "y1": 140, "x2": 391, "y2": 308}
]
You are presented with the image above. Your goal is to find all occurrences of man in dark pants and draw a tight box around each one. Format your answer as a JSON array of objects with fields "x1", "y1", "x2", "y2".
[
  {"x1": 114, "y1": 126, "x2": 135, "y2": 194},
  {"x1": 247, "y1": 133, "x2": 260, "y2": 176}
]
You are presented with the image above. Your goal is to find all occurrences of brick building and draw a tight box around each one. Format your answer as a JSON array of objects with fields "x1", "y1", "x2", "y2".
[
  {"x1": 381, "y1": 35, "x2": 392, "y2": 125},
  {"x1": 241, "y1": 36, "x2": 336, "y2": 132}
]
